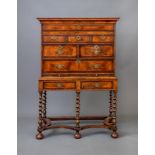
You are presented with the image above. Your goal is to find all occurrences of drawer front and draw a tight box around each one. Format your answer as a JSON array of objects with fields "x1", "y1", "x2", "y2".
[
  {"x1": 81, "y1": 81, "x2": 113, "y2": 89},
  {"x1": 68, "y1": 35, "x2": 89, "y2": 43},
  {"x1": 44, "y1": 82, "x2": 75, "y2": 89},
  {"x1": 79, "y1": 60, "x2": 114, "y2": 72},
  {"x1": 42, "y1": 61, "x2": 78, "y2": 73},
  {"x1": 43, "y1": 36, "x2": 65, "y2": 43},
  {"x1": 43, "y1": 35, "x2": 113, "y2": 43},
  {"x1": 92, "y1": 35, "x2": 113, "y2": 43},
  {"x1": 43, "y1": 45, "x2": 76, "y2": 57},
  {"x1": 42, "y1": 24, "x2": 114, "y2": 31},
  {"x1": 80, "y1": 45, "x2": 113, "y2": 57},
  {"x1": 42, "y1": 31, "x2": 114, "y2": 35}
]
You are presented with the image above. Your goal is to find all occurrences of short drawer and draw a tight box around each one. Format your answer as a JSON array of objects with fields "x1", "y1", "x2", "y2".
[
  {"x1": 92, "y1": 35, "x2": 113, "y2": 43},
  {"x1": 79, "y1": 60, "x2": 114, "y2": 72},
  {"x1": 81, "y1": 81, "x2": 113, "y2": 89},
  {"x1": 68, "y1": 35, "x2": 89, "y2": 43},
  {"x1": 43, "y1": 35, "x2": 65, "y2": 43},
  {"x1": 80, "y1": 45, "x2": 113, "y2": 57},
  {"x1": 44, "y1": 82, "x2": 75, "y2": 89},
  {"x1": 43, "y1": 45, "x2": 77, "y2": 57},
  {"x1": 42, "y1": 24, "x2": 114, "y2": 31},
  {"x1": 42, "y1": 61, "x2": 78, "y2": 73}
]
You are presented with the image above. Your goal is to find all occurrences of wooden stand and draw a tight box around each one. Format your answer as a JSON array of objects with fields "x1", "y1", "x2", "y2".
[{"x1": 36, "y1": 90, "x2": 119, "y2": 139}]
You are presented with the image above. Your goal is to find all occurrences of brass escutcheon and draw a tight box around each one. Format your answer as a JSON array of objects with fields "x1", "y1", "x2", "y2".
[
  {"x1": 56, "y1": 83, "x2": 64, "y2": 88},
  {"x1": 94, "y1": 82, "x2": 101, "y2": 88},
  {"x1": 90, "y1": 64, "x2": 102, "y2": 69},
  {"x1": 56, "y1": 45, "x2": 64, "y2": 55},
  {"x1": 55, "y1": 64, "x2": 65, "y2": 70},
  {"x1": 93, "y1": 45, "x2": 102, "y2": 55},
  {"x1": 50, "y1": 36, "x2": 58, "y2": 41},
  {"x1": 75, "y1": 35, "x2": 82, "y2": 41},
  {"x1": 100, "y1": 35, "x2": 106, "y2": 40}
]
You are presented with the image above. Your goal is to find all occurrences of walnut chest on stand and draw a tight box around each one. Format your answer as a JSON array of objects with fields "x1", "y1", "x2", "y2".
[{"x1": 36, "y1": 18, "x2": 119, "y2": 139}]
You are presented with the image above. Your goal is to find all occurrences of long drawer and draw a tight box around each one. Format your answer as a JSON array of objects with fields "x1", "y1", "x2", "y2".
[
  {"x1": 42, "y1": 24, "x2": 114, "y2": 31},
  {"x1": 42, "y1": 31, "x2": 114, "y2": 35},
  {"x1": 42, "y1": 60, "x2": 114, "y2": 73}
]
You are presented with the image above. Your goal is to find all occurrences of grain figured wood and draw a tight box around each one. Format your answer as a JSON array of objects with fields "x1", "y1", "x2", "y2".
[
  {"x1": 80, "y1": 45, "x2": 113, "y2": 57},
  {"x1": 44, "y1": 81, "x2": 76, "y2": 89},
  {"x1": 42, "y1": 24, "x2": 114, "y2": 31},
  {"x1": 42, "y1": 31, "x2": 114, "y2": 35},
  {"x1": 43, "y1": 45, "x2": 77, "y2": 57},
  {"x1": 92, "y1": 35, "x2": 114, "y2": 43},
  {"x1": 38, "y1": 76, "x2": 118, "y2": 91},
  {"x1": 36, "y1": 18, "x2": 119, "y2": 139}
]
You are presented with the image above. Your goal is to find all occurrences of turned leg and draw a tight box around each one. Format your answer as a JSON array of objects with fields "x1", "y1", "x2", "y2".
[
  {"x1": 42, "y1": 91, "x2": 47, "y2": 118},
  {"x1": 111, "y1": 90, "x2": 119, "y2": 138},
  {"x1": 36, "y1": 91, "x2": 44, "y2": 140},
  {"x1": 109, "y1": 90, "x2": 113, "y2": 117},
  {"x1": 74, "y1": 91, "x2": 81, "y2": 139},
  {"x1": 41, "y1": 91, "x2": 51, "y2": 127}
]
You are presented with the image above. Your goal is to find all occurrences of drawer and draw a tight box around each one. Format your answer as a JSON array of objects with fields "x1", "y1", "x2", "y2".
[
  {"x1": 68, "y1": 35, "x2": 89, "y2": 43},
  {"x1": 80, "y1": 45, "x2": 113, "y2": 57},
  {"x1": 43, "y1": 82, "x2": 75, "y2": 89},
  {"x1": 92, "y1": 35, "x2": 113, "y2": 43},
  {"x1": 42, "y1": 24, "x2": 114, "y2": 31},
  {"x1": 42, "y1": 61, "x2": 78, "y2": 73},
  {"x1": 43, "y1": 45, "x2": 76, "y2": 57},
  {"x1": 81, "y1": 81, "x2": 113, "y2": 89},
  {"x1": 79, "y1": 60, "x2": 114, "y2": 72},
  {"x1": 43, "y1": 35, "x2": 65, "y2": 43},
  {"x1": 42, "y1": 31, "x2": 114, "y2": 35},
  {"x1": 43, "y1": 35, "x2": 113, "y2": 43}
]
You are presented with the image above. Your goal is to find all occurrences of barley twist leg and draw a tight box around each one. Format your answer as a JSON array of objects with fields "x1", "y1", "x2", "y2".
[
  {"x1": 111, "y1": 90, "x2": 119, "y2": 138},
  {"x1": 74, "y1": 92, "x2": 81, "y2": 139},
  {"x1": 36, "y1": 91, "x2": 44, "y2": 140},
  {"x1": 109, "y1": 90, "x2": 113, "y2": 117},
  {"x1": 42, "y1": 91, "x2": 47, "y2": 118}
]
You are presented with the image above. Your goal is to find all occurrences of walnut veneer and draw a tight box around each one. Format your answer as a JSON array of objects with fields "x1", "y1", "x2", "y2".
[{"x1": 36, "y1": 18, "x2": 119, "y2": 139}]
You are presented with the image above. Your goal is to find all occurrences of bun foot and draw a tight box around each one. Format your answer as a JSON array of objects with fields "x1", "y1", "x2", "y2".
[
  {"x1": 74, "y1": 132, "x2": 81, "y2": 139},
  {"x1": 111, "y1": 131, "x2": 119, "y2": 139},
  {"x1": 36, "y1": 132, "x2": 44, "y2": 140}
]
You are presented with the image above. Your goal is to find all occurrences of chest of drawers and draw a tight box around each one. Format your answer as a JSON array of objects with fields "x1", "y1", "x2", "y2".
[{"x1": 36, "y1": 18, "x2": 119, "y2": 140}]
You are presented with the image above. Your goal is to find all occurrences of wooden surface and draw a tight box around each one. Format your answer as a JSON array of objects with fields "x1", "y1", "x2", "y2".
[{"x1": 36, "y1": 18, "x2": 119, "y2": 140}]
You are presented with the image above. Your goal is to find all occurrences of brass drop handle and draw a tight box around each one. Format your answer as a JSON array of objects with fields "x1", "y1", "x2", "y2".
[
  {"x1": 93, "y1": 45, "x2": 102, "y2": 55},
  {"x1": 56, "y1": 83, "x2": 64, "y2": 88},
  {"x1": 56, "y1": 45, "x2": 64, "y2": 55},
  {"x1": 94, "y1": 82, "x2": 101, "y2": 88},
  {"x1": 55, "y1": 64, "x2": 65, "y2": 70},
  {"x1": 50, "y1": 36, "x2": 58, "y2": 41},
  {"x1": 100, "y1": 35, "x2": 106, "y2": 40},
  {"x1": 90, "y1": 64, "x2": 102, "y2": 69},
  {"x1": 75, "y1": 35, "x2": 82, "y2": 41}
]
